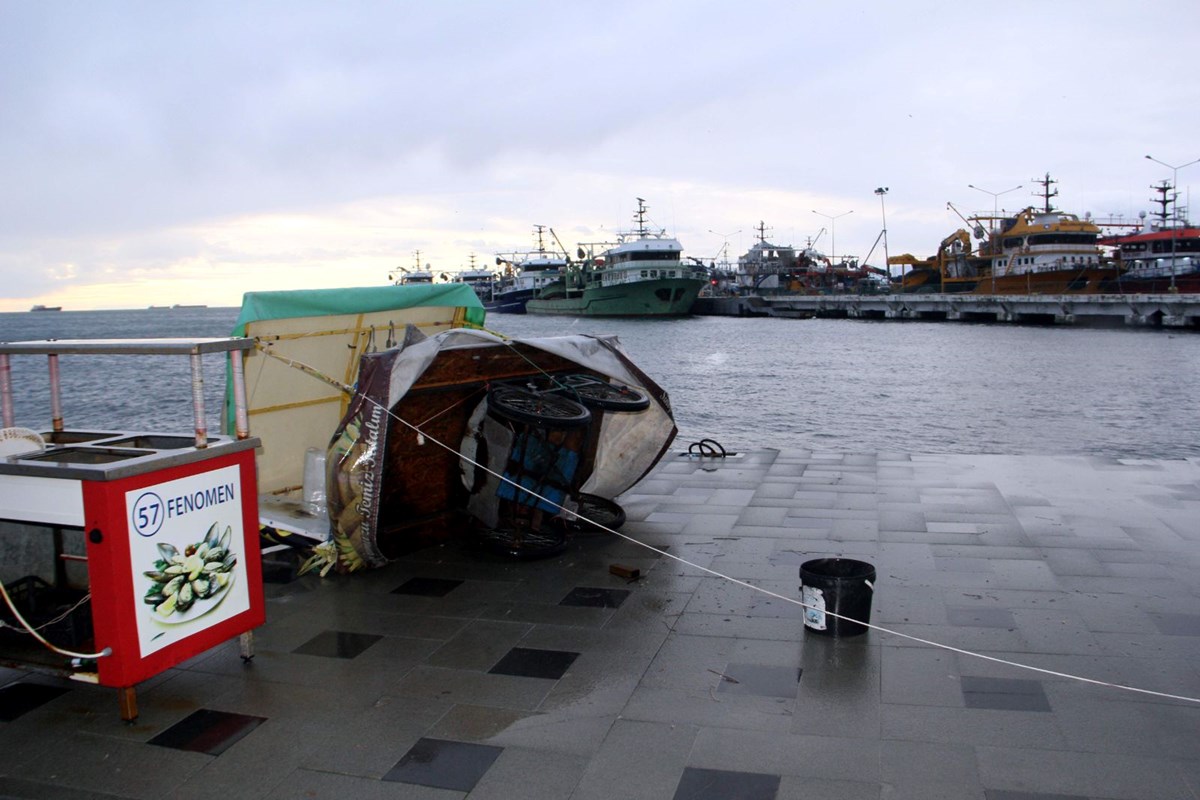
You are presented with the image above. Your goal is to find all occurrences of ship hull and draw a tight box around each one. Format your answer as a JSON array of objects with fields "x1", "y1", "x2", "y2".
[
  {"x1": 526, "y1": 278, "x2": 705, "y2": 317},
  {"x1": 899, "y1": 268, "x2": 979, "y2": 294},
  {"x1": 972, "y1": 267, "x2": 1121, "y2": 295},
  {"x1": 1102, "y1": 273, "x2": 1200, "y2": 294},
  {"x1": 486, "y1": 288, "x2": 535, "y2": 314}
]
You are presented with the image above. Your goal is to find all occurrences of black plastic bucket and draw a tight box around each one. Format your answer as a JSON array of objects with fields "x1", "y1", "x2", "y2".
[{"x1": 799, "y1": 558, "x2": 876, "y2": 637}]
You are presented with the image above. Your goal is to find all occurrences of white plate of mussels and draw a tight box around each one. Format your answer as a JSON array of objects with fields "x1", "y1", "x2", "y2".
[{"x1": 143, "y1": 523, "x2": 239, "y2": 625}]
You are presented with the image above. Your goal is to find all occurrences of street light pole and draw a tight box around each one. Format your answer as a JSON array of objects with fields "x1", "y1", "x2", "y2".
[
  {"x1": 708, "y1": 228, "x2": 741, "y2": 294},
  {"x1": 1144, "y1": 154, "x2": 1200, "y2": 292},
  {"x1": 874, "y1": 188, "x2": 889, "y2": 291},
  {"x1": 811, "y1": 209, "x2": 853, "y2": 265},
  {"x1": 968, "y1": 182, "x2": 1023, "y2": 295}
]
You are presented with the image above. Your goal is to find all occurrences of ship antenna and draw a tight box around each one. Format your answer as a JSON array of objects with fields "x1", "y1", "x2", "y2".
[
  {"x1": 635, "y1": 197, "x2": 648, "y2": 237},
  {"x1": 534, "y1": 224, "x2": 548, "y2": 254},
  {"x1": 1032, "y1": 172, "x2": 1059, "y2": 213},
  {"x1": 756, "y1": 221, "x2": 770, "y2": 244},
  {"x1": 1148, "y1": 180, "x2": 1180, "y2": 230}
]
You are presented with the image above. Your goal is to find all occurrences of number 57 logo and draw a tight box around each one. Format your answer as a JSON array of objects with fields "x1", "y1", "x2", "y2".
[{"x1": 131, "y1": 491, "x2": 164, "y2": 537}]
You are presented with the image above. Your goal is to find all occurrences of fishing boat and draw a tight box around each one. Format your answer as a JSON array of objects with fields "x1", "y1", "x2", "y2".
[
  {"x1": 970, "y1": 175, "x2": 1119, "y2": 294},
  {"x1": 733, "y1": 223, "x2": 886, "y2": 295},
  {"x1": 895, "y1": 175, "x2": 1120, "y2": 295},
  {"x1": 446, "y1": 256, "x2": 497, "y2": 304},
  {"x1": 1101, "y1": 181, "x2": 1200, "y2": 293},
  {"x1": 734, "y1": 224, "x2": 804, "y2": 294},
  {"x1": 525, "y1": 199, "x2": 707, "y2": 317},
  {"x1": 490, "y1": 225, "x2": 569, "y2": 314},
  {"x1": 388, "y1": 251, "x2": 435, "y2": 286}
]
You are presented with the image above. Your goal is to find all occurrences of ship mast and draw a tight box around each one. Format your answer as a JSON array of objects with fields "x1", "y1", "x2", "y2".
[
  {"x1": 755, "y1": 221, "x2": 771, "y2": 245},
  {"x1": 634, "y1": 197, "x2": 649, "y2": 237},
  {"x1": 1032, "y1": 172, "x2": 1059, "y2": 213},
  {"x1": 1148, "y1": 180, "x2": 1185, "y2": 230}
]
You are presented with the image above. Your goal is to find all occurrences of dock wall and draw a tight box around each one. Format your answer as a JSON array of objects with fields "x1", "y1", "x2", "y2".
[{"x1": 692, "y1": 293, "x2": 1200, "y2": 328}]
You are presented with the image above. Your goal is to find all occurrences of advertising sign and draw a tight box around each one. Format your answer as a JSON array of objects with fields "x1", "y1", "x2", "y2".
[{"x1": 126, "y1": 464, "x2": 251, "y2": 657}]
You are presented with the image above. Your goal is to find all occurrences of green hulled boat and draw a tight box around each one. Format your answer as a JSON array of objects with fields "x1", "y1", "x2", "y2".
[{"x1": 526, "y1": 199, "x2": 707, "y2": 317}]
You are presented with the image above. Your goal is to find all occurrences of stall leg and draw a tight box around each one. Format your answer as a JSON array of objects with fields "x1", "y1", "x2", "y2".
[
  {"x1": 118, "y1": 686, "x2": 138, "y2": 723},
  {"x1": 239, "y1": 631, "x2": 255, "y2": 663}
]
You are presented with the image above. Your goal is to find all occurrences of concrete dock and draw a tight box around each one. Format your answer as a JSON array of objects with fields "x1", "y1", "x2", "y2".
[
  {"x1": 694, "y1": 293, "x2": 1200, "y2": 328},
  {"x1": 0, "y1": 448, "x2": 1198, "y2": 799}
]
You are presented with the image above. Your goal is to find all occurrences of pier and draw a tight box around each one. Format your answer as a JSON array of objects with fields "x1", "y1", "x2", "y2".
[
  {"x1": 695, "y1": 292, "x2": 1200, "y2": 328},
  {"x1": 0, "y1": 448, "x2": 1198, "y2": 797}
]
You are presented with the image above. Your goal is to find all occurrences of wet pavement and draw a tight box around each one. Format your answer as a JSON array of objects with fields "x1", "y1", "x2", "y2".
[{"x1": 1, "y1": 449, "x2": 1198, "y2": 799}]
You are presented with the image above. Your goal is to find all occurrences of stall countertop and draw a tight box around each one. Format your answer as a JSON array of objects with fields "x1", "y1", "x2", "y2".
[
  {"x1": 0, "y1": 434, "x2": 261, "y2": 482},
  {"x1": 0, "y1": 338, "x2": 255, "y2": 356}
]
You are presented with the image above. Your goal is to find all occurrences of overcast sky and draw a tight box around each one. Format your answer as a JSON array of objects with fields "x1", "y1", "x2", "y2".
[{"x1": 3, "y1": 1, "x2": 1198, "y2": 311}]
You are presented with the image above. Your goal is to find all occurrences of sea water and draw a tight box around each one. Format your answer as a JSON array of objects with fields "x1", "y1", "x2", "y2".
[{"x1": 2, "y1": 307, "x2": 1198, "y2": 459}]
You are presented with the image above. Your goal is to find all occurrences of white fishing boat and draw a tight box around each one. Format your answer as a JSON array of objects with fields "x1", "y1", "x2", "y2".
[
  {"x1": 447, "y1": 256, "x2": 497, "y2": 304},
  {"x1": 491, "y1": 225, "x2": 569, "y2": 314}
]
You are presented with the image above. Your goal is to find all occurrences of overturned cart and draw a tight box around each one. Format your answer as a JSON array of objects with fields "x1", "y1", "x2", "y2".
[{"x1": 326, "y1": 328, "x2": 676, "y2": 569}]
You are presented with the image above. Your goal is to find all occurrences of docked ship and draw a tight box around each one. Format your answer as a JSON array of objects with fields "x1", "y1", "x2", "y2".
[
  {"x1": 726, "y1": 222, "x2": 886, "y2": 295},
  {"x1": 895, "y1": 175, "x2": 1119, "y2": 295},
  {"x1": 490, "y1": 225, "x2": 568, "y2": 314},
  {"x1": 525, "y1": 199, "x2": 707, "y2": 317},
  {"x1": 387, "y1": 252, "x2": 435, "y2": 286},
  {"x1": 447, "y1": 255, "x2": 496, "y2": 304},
  {"x1": 971, "y1": 175, "x2": 1118, "y2": 294},
  {"x1": 1101, "y1": 181, "x2": 1200, "y2": 293}
]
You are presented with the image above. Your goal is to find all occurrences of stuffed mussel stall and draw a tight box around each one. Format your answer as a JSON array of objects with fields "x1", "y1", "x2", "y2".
[
  {"x1": 324, "y1": 327, "x2": 676, "y2": 570},
  {"x1": 228, "y1": 286, "x2": 674, "y2": 573}
]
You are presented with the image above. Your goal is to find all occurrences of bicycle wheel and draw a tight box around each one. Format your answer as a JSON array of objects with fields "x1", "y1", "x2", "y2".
[
  {"x1": 475, "y1": 523, "x2": 570, "y2": 560},
  {"x1": 557, "y1": 375, "x2": 651, "y2": 412},
  {"x1": 567, "y1": 493, "x2": 627, "y2": 533},
  {"x1": 487, "y1": 387, "x2": 592, "y2": 428}
]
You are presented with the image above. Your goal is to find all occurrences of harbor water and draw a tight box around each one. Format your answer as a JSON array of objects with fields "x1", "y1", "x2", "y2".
[{"x1": 2, "y1": 307, "x2": 1199, "y2": 460}]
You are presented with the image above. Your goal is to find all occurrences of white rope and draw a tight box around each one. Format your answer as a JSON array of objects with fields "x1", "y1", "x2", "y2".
[
  {"x1": 368, "y1": 392, "x2": 1200, "y2": 706},
  {"x1": 0, "y1": 578, "x2": 111, "y2": 661}
]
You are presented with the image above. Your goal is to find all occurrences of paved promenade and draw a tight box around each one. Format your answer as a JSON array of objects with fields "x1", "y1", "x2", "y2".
[{"x1": 1, "y1": 449, "x2": 1198, "y2": 799}]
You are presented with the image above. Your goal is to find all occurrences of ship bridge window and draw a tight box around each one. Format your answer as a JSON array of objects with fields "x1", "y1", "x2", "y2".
[{"x1": 1027, "y1": 233, "x2": 1098, "y2": 246}]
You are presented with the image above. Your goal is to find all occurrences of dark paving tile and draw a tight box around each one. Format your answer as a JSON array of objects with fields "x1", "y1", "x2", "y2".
[
  {"x1": 489, "y1": 647, "x2": 579, "y2": 680},
  {"x1": 392, "y1": 576, "x2": 464, "y2": 597},
  {"x1": 0, "y1": 681, "x2": 69, "y2": 721},
  {"x1": 985, "y1": 791, "x2": 1091, "y2": 800},
  {"x1": 961, "y1": 676, "x2": 1051, "y2": 712},
  {"x1": 672, "y1": 766, "x2": 781, "y2": 800},
  {"x1": 382, "y1": 736, "x2": 503, "y2": 791},
  {"x1": 148, "y1": 708, "x2": 266, "y2": 755},
  {"x1": 292, "y1": 630, "x2": 382, "y2": 659},
  {"x1": 259, "y1": 548, "x2": 304, "y2": 583},
  {"x1": 1148, "y1": 612, "x2": 1200, "y2": 636},
  {"x1": 560, "y1": 586, "x2": 630, "y2": 609},
  {"x1": 716, "y1": 663, "x2": 801, "y2": 699},
  {"x1": 947, "y1": 607, "x2": 1015, "y2": 628}
]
